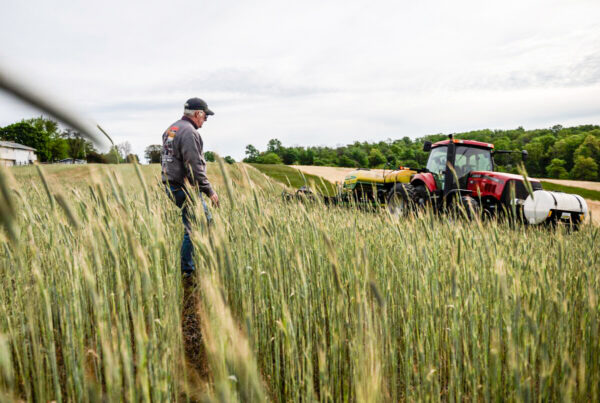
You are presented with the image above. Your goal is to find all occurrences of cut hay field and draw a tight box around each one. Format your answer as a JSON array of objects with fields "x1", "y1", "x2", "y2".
[{"x1": 0, "y1": 163, "x2": 599, "y2": 401}]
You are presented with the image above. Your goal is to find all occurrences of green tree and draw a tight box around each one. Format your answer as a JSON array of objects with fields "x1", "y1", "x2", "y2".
[
  {"x1": 400, "y1": 147, "x2": 416, "y2": 162},
  {"x1": 385, "y1": 155, "x2": 399, "y2": 169},
  {"x1": 550, "y1": 135, "x2": 585, "y2": 170},
  {"x1": 244, "y1": 144, "x2": 259, "y2": 162},
  {"x1": 414, "y1": 150, "x2": 429, "y2": 168},
  {"x1": 337, "y1": 154, "x2": 355, "y2": 167},
  {"x1": 63, "y1": 129, "x2": 95, "y2": 159},
  {"x1": 493, "y1": 137, "x2": 512, "y2": 151},
  {"x1": 204, "y1": 151, "x2": 216, "y2": 162},
  {"x1": 224, "y1": 156, "x2": 235, "y2": 164},
  {"x1": 536, "y1": 134, "x2": 557, "y2": 152},
  {"x1": 257, "y1": 152, "x2": 283, "y2": 164},
  {"x1": 573, "y1": 135, "x2": 600, "y2": 164},
  {"x1": 25, "y1": 116, "x2": 69, "y2": 161},
  {"x1": 267, "y1": 139, "x2": 282, "y2": 154},
  {"x1": 298, "y1": 149, "x2": 314, "y2": 165},
  {"x1": 402, "y1": 160, "x2": 419, "y2": 169},
  {"x1": 48, "y1": 136, "x2": 69, "y2": 161},
  {"x1": 368, "y1": 148, "x2": 386, "y2": 168},
  {"x1": 281, "y1": 148, "x2": 300, "y2": 165},
  {"x1": 571, "y1": 156, "x2": 598, "y2": 180},
  {"x1": 145, "y1": 145, "x2": 162, "y2": 163},
  {"x1": 546, "y1": 158, "x2": 569, "y2": 179},
  {"x1": 349, "y1": 147, "x2": 368, "y2": 167},
  {"x1": 524, "y1": 141, "x2": 545, "y2": 176}
]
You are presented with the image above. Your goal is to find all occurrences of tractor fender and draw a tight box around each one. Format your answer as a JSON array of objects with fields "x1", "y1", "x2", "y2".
[{"x1": 410, "y1": 173, "x2": 437, "y2": 193}]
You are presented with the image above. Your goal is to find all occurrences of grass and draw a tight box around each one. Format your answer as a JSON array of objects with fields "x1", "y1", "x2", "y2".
[
  {"x1": 0, "y1": 162, "x2": 599, "y2": 401},
  {"x1": 541, "y1": 181, "x2": 600, "y2": 201},
  {"x1": 248, "y1": 163, "x2": 337, "y2": 196}
]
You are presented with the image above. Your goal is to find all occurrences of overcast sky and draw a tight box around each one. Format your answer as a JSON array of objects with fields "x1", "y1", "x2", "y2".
[{"x1": 1, "y1": 0, "x2": 599, "y2": 161}]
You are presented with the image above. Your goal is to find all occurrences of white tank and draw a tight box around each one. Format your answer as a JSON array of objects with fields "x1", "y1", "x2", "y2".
[{"x1": 523, "y1": 190, "x2": 588, "y2": 225}]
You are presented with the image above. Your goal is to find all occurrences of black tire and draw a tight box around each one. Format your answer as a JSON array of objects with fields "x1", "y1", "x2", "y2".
[
  {"x1": 387, "y1": 183, "x2": 417, "y2": 216},
  {"x1": 459, "y1": 195, "x2": 480, "y2": 220},
  {"x1": 414, "y1": 184, "x2": 433, "y2": 210}
]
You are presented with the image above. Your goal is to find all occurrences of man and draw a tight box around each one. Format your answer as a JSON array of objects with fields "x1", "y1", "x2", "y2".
[{"x1": 162, "y1": 97, "x2": 219, "y2": 275}]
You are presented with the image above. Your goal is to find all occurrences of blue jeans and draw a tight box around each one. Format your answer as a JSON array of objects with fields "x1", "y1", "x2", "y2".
[{"x1": 166, "y1": 185, "x2": 212, "y2": 274}]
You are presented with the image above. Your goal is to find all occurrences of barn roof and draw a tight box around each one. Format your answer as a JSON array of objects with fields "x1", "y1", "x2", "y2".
[{"x1": 0, "y1": 141, "x2": 37, "y2": 151}]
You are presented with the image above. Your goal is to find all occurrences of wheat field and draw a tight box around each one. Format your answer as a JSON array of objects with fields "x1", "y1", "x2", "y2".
[{"x1": 0, "y1": 162, "x2": 598, "y2": 402}]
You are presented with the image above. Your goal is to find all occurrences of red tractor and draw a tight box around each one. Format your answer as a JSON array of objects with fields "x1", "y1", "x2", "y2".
[{"x1": 378, "y1": 135, "x2": 588, "y2": 225}]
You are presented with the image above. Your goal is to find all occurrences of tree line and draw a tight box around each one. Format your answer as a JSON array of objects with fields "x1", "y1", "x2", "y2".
[
  {"x1": 0, "y1": 117, "x2": 140, "y2": 163},
  {"x1": 243, "y1": 125, "x2": 600, "y2": 181},
  {"x1": 2, "y1": 117, "x2": 598, "y2": 179}
]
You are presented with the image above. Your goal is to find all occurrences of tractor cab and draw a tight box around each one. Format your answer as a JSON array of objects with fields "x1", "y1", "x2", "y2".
[{"x1": 417, "y1": 138, "x2": 495, "y2": 197}]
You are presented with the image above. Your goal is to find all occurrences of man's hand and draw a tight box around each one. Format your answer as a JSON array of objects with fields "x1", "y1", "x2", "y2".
[{"x1": 209, "y1": 192, "x2": 219, "y2": 207}]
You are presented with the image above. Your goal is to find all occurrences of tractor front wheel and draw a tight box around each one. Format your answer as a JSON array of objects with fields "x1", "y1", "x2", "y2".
[
  {"x1": 458, "y1": 195, "x2": 480, "y2": 220},
  {"x1": 387, "y1": 183, "x2": 417, "y2": 216}
]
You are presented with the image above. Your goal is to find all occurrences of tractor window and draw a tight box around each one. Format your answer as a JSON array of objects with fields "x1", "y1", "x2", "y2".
[
  {"x1": 426, "y1": 146, "x2": 447, "y2": 175},
  {"x1": 454, "y1": 146, "x2": 493, "y2": 177}
]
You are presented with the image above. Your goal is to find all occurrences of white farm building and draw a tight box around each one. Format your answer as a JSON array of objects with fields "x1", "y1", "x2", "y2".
[{"x1": 0, "y1": 141, "x2": 37, "y2": 167}]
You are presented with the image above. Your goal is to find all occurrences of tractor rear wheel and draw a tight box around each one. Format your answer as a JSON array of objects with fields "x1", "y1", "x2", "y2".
[{"x1": 387, "y1": 183, "x2": 417, "y2": 216}]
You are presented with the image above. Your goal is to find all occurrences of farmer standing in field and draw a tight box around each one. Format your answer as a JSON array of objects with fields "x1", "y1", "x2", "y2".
[{"x1": 162, "y1": 97, "x2": 219, "y2": 277}]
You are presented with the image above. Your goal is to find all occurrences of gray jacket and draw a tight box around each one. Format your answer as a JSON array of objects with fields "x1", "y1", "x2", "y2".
[{"x1": 161, "y1": 117, "x2": 215, "y2": 197}]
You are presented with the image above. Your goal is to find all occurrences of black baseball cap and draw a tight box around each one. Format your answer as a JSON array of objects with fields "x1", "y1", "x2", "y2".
[{"x1": 184, "y1": 97, "x2": 214, "y2": 115}]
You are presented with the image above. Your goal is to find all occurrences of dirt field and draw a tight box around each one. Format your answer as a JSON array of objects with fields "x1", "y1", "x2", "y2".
[
  {"x1": 291, "y1": 165, "x2": 600, "y2": 225},
  {"x1": 587, "y1": 201, "x2": 600, "y2": 225},
  {"x1": 290, "y1": 165, "x2": 376, "y2": 183}
]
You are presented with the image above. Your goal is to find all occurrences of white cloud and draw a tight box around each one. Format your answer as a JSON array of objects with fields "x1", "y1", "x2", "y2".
[{"x1": 1, "y1": 0, "x2": 599, "y2": 161}]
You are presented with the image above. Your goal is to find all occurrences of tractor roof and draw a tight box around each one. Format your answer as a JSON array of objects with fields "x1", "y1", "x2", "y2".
[{"x1": 432, "y1": 139, "x2": 494, "y2": 149}]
